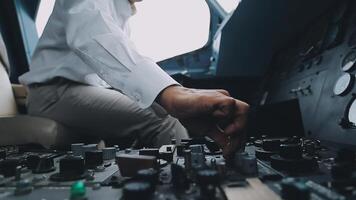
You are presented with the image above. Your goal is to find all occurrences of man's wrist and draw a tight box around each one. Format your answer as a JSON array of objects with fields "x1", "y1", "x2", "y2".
[{"x1": 158, "y1": 85, "x2": 188, "y2": 114}]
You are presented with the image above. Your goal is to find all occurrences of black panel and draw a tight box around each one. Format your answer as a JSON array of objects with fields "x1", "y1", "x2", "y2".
[
  {"x1": 255, "y1": 99, "x2": 305, "y2": 138},
  {"x1": 256, "y1": 0, "x2": 356, "y2": 146},
  {"x1": 216, "y1": 0, "x2": 335, "y2": 77}
]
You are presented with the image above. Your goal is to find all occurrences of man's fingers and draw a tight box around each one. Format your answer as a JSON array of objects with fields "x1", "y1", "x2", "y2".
[
  {"x1": 216, "y1": 89, "x2": 231, "y2": 96},
  {"x1": 211, "y1": 97, "x2": 236, "y2": 118},
  {"x1": 223, "y1": 135, "x2": 243, "y2": 158},
  {"x1": 223, "y1": 100, "x2": 249, "y2": 135},
  {"x1": 199, "y1": 89, "x2": 231, "y2": 97},
  {"x1": 209, "y1": 130, "x2": 241, "y2": 158},
  {"x1": 223, "y1": 117, "x2": 247, "y2": 135}
]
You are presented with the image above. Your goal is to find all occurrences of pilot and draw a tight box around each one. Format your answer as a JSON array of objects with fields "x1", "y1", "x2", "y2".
[{"x1": 19, "y1": 0, "x2": 249, "y2": 157}]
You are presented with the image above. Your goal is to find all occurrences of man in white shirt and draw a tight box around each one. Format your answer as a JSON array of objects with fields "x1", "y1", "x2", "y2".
[{"x1": 19, "y1": 0, "x2": 249, "y2": 157}]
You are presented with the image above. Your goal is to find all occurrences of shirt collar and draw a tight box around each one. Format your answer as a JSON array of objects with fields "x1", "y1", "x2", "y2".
[{"x1": 113, "y1": 0, "x2": 134, "y2": 25}]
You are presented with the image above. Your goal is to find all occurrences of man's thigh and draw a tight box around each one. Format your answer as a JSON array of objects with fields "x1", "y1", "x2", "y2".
[{"x1": 27, "y1": 80, "x2": 188, "y2": 147}]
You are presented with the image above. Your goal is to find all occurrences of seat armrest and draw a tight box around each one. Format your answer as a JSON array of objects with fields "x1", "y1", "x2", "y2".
[{"x1": 12, "y1": 84, "x2": 28, "y2": 106}]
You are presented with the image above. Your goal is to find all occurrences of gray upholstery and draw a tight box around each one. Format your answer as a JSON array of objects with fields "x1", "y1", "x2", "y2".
[
  {"x1": 0, "y1": 60, "x2": 74, "y2": 148},
  {"x1": 0, "y1": 61, "x2": 17, "y2": 117}
]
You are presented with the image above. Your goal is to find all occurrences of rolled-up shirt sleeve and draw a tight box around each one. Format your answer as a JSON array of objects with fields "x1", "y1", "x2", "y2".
[{"x1": 61, "y1": 0, "x2": 178, "y2": 108}]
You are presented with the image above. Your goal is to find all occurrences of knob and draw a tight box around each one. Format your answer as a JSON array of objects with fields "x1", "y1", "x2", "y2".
[
  {"x1": 240, "y1": 155, "x2": 258, "y2": 175},
  {"x1": 0, "y1": 158, "x2": 21, "y2": 177},
  {"x1": 254, "y1": 139, "x2": 263, "y2": 147},
  {"x1": 102, "y1": 147, "x2": 116, "y2": 160},
  {"x1": 81, "y1": 144, "x2": 97, "y2": 154},
  {"x1": 124, "y1": 148, "x2": 132, "y2": 154},
  {"x1": 176, "y1": 144, "x2": 185, "y2": 157},
  {"x1": 181, "y1": 138, "x2": 193, "y2": 145},
  {"x1": 123, "y1": 181, "x2": 153, "y2": 200},
  {"x1": 279, "y1": 144, "x2": 303, "y2": 159},
  {"x1": 234, "y1": 152, "x2": 248, "y2": 168},
  {"x1": 248, "y1": 137, "x2": 256, "y2": 142},
  {"x1": 180, "y1": 141, "x2": 189, "y2": 148},
  {"x1": 60, "y1": 155, "x2": 85, "y2": 177},
  {"x1": 70, "y1": 181, "x2": 86, "y2": 200},
  {"x1": 136, "y1": 168, "x2": 158, "y2": 187},
  {"x1": 27, "y1": 155, "x2": 55, "y2": 173},
  {"x1": 262, "y1": 139, "x2": 281, "y2": 152},
  {"x1": 304, "y1": 142, "x2": 316, "y2": 155},
  {"x1": 71, "y1": 143, "x2": 85, "y2": 156},
  {"x1": 184, "y1": 149, "x2": 192, "y2": 170},
  {"x1": 191, "y1": 152, "x2": 205, "y2": 169},
  {"x1": 189, "y1": 145, "x2": 204, "y2": 154},
  {"x1": 85, "y1": 150, "x2": 103, "y2": 169}
]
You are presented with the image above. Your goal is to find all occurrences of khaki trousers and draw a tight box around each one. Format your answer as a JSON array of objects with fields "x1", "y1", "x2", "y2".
[{"x1": 27, "y1": 78, "x2": 188, "y2": 148}]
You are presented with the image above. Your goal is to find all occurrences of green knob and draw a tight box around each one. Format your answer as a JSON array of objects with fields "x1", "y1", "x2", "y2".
[{"x1": 70, "y1": 181, "x2": 86, "y2": 199}]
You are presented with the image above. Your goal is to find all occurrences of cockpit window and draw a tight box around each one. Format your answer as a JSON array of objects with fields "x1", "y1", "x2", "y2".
[
  {"x1": 216, "y1": 0, "x2": 240, "y2": 13},
  {"x1": 130, "y1": 0, "x2": 210, "y2": 61},
  {"x1": 35, "y1": 0, "x2": 210, "y2": 62}
]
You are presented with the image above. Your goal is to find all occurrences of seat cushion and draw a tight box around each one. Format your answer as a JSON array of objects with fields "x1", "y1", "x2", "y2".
[
  {"x1": 0, "y1": 63, "x2": 17, "y2": 117},
  {"x1": 0, "y1": 115, "x2": 75, "y2": 148}
]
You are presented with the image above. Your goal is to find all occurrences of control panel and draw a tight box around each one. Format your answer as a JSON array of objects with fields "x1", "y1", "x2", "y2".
[{"x1": 0, "y1": 136, "x2": 355, "y2": 200}]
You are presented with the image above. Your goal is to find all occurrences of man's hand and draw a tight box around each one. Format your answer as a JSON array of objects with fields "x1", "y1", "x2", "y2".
[{"x1": 158, "y1": 85, "x2": 249, "y2": 157}]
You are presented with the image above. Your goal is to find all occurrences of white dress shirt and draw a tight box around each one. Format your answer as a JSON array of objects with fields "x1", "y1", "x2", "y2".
[{"x1": 19, "y1": 0, "x2": 178, "y2": 108}]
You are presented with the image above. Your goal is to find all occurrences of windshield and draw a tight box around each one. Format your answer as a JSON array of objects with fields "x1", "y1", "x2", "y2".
[{"x1": 35, "y1": 0, "x2": 210, "y2": 62}]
